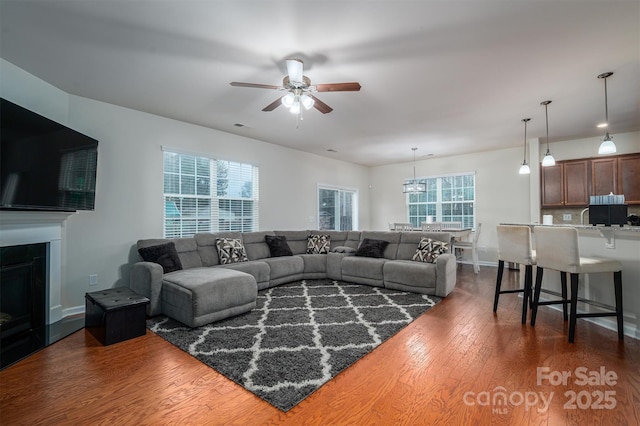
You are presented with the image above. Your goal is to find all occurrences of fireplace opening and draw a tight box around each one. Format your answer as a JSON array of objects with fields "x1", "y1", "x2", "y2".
[{"x1": 1, "y1": 242, "x2": 47, "y2": 370}]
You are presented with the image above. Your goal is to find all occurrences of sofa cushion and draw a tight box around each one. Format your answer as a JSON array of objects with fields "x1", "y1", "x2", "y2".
[
  {"x1": 216, "y1": 238, "x2": 248, "y2": 264},
  {"x1": 138, "y1": 242, "x2": 183, "y2": 273},
  {"x1": 307, "y1": 234, "x2": 330, "y2": 254},
  {"x1": 412, "y1": 237, "x2": 449, "y2": 263},
  {"x1": 263, "y1": 256, "x2": 304, "y2": 280},
  {"x1": 298, "y1": 254, "x2": 328, "y2": 274},
  {"x1": 341, "y1": 256, "x2": 387, "y2": 283},
  {"x1": 265, "y1": 235, "x2": 293, "y2": 257},
  {"x1": 355, "y1": 238, "x2": 389, "y2": 258},
  {"x1": 242, "y1": 231, "x2": 275, "y2": 260},
  {"x1": 217, "y1": 261, "x2": 271, "y2": 290}
]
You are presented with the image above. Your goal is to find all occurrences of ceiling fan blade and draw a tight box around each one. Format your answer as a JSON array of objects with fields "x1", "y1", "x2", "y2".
[
  {"x1": 309, "y1": 94, "x2": 333, "y2": 114},
  {"x1": 230, "y1": 82, "x2": 281, "y2": 90},
  {"x1": 286, "y1": 59, "x2": 304, "y2": 85},
  {"x1": 262, "y1": 97, "x2": 283, "y2": 112},
  {"x1": 315, "y1": 82, "x2": 362, "y2": 92}
]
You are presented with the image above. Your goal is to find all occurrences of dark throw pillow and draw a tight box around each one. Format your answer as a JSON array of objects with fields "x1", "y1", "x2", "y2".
[
  {"x1": 307, "y1": 234, "x2": 331, "y2": 254},
  {"x1": 412, "y1": 237, "x2": 449, "y2": 263},
  {"x1": 138, "y1": 242, "x2": 183, "y2": 273},
  {"x1": 355, "y1": 238, "x2": 390, "y2": 258},
  {"x1": 265, "y1": 235, "x2": 293, "y2": 257}
]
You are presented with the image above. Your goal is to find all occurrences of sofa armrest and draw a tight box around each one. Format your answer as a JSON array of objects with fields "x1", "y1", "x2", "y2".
[
  {"x1": 130, "y1": 261, "x2": 164, "y2": 316},
  {"x1": 434, "y1": 253, "x2": 457, "y2": 297}
]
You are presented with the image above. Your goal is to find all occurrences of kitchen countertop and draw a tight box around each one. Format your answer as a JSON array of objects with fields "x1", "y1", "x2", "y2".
[{"x1": 501, "y1": 223, "x2": 640, "y2": 233}]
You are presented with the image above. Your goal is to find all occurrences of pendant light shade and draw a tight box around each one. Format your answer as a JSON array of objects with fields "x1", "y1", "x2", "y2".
[
  {"x1": 402, "y1": 147, "x2": 426, "y2": 193},
  {"x1": 597, "y1": 72, "x2": 617, "y2": 155},
  {"x1": 540, "y1": 100, "x2": 555, "y2": 167},
  {"x1": 519, "y1": 118, "x2": 531, "y2": 175}
]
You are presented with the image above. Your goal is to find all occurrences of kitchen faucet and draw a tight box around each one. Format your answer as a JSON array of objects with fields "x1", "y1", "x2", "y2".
[{"x1": 580, "y1": 207, "x2": 589, "y2": 225}]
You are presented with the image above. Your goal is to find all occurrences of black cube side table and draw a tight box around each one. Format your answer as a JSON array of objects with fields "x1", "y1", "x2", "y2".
[{"x1": 85, "y1": 287, "x2": 150, "y2": 346}]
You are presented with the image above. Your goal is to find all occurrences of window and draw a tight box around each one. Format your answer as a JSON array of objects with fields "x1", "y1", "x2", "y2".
[
  {"x1": 163, "y1": 150, "x2": 259, "y2": 237},
  {"x1": 318, "y1": 186, "x2": 357, "y2": 231},
  {"x1": 406, "y1": 173, "x2": 475, "y2": 228}
]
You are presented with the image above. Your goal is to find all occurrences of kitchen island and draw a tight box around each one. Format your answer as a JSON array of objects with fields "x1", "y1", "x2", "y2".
[{"x1": 501, "y1": 223, "x2": 640, "y2": 339}]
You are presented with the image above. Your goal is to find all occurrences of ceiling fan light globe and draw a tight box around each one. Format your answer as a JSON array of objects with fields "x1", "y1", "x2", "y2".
[
  {"x1": 281, "y1": 93, "x2": 295, "y2": 108},
  {"x1": 290, "y1": 102, "x2": 301, "y2": 115},
  {"x1": 301, "y1": 94, "x2": 314, "y2": 110}
]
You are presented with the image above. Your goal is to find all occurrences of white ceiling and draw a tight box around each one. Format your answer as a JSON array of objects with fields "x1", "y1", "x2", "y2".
[{"x1": 1, "y1": 0, "x2": 638, "y2": 166}]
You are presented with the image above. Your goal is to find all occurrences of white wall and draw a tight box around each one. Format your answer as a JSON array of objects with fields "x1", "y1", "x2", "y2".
[{"x1": 1, "y1": 59, "x2": 370, "y2": 312}]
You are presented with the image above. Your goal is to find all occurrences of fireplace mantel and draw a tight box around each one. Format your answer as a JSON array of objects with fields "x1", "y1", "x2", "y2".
[{"x1": 0, "y1": 210, "x2": 76, "y2": 324}]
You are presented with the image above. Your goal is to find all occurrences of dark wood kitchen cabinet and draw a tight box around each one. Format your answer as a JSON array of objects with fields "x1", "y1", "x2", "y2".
[
  {"x1": 541, "y1": 160, "x2": 589, "y2": 207},
  {"x1": 591, "y1": 154, "x2": 640, "y2": 204},
  {"x1": 591, "y1": 158, "x2": 617, "y2": 196},
  {"x1": 618, "y1": 154, "x2": 640, "y2": 204}
]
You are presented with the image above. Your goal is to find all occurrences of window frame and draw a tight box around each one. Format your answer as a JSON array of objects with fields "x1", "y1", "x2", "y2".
[
  {"x1": 162, "y1": 148, "x2": 259, "y2": 238},
  {"x1": 317, "y1": 184, "x2": 359, "y2": 231},
  {"x1": 405, "y1": 171, "x2": 476, "y2": 229}
]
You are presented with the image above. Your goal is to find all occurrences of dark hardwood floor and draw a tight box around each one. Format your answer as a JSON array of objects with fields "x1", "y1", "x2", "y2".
[{"x1": 1, "y1": 265, "x2": 638, "y2": 425}]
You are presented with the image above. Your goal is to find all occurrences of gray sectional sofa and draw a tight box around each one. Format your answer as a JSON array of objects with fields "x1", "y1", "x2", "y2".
[{"x1": 130, "y1": 230, "x2": 457, "y2": 327}]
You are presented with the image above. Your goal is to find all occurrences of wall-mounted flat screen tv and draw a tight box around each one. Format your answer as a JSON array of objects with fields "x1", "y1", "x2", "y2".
[{"x1": 1, "y1": 98, "x2": 98, "y2": 212}]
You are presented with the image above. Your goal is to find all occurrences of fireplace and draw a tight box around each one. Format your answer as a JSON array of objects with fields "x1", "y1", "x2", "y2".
[
  {"x1": 0, "y1": 210, "x2": 78, "y2": 370},
  {"x1": 0, "y1": 243, "x2": 47, "y2": 369}
]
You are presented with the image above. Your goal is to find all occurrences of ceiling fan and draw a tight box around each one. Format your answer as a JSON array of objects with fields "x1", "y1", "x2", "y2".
[{"x1": 230, "y1": 59, "x2": 361, "y2": 115}]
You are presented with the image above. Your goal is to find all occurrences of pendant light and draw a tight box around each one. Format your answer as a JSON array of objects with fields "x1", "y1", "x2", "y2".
[
  {"x1": 597, "y1": 72, "x2": 616, "y2": 155},
  {"x1": 519, "y1": 118, "x2": 531, "y2": 175},
  {"x1": 540, "y1": 100, "x2": 555, "y2": 167},
  {"x1": 402, "y1": 147, "x2": 426, "y2": 193}
]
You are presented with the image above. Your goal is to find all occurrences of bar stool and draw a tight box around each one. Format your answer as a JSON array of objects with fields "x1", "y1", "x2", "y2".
[
  {"x1": 531, "y1": 226, "x2": 623, "y2": 343},
  {"x1": 495, "y1": 225, "x2": 536, "y2": 324}
]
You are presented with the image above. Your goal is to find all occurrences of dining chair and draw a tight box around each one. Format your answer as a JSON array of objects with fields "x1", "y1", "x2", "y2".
[
  {"x1": 454, "y1": 223, "x2": 481, "y2": 273},
  {"x1": 530, "y1": 226, "x2": 623, "y2": 343},
  {"x1": 393, "y1": 222, "x2": 414, "y2": 231},
  {"x1": 442, "y1": 221, "x2": 463, "y2": 230},
  {"x1": 420, "y1": 222, "x2": 442, "y2": 231},
  {"x1": 495, "y1": 225, "x2": 536, "y2": 323}
]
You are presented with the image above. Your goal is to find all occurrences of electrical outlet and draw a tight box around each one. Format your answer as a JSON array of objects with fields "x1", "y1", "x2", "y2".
[
  {"x1": 563, "y1": 214, "x2": 572, "y2": 221},
  {"x1": 89, "y1": 274, "x2": 98, "y2": 286}
]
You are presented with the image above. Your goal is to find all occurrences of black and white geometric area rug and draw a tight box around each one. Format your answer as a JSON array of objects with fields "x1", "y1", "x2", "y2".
[{"x1": 148, "y1": 279, "x2": 441, "y2": 411}]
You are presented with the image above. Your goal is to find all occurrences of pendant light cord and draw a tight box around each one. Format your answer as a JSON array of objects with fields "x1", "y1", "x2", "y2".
[
  {"x1": 604, "y1": 77, "x2": 609, "y2": 124},
  {"x1": 522, "y1": 118, "x2": 529, "y2": 163},
  {"x1": 540, "y1": 100, "x2": 552, "y2": 154}
]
